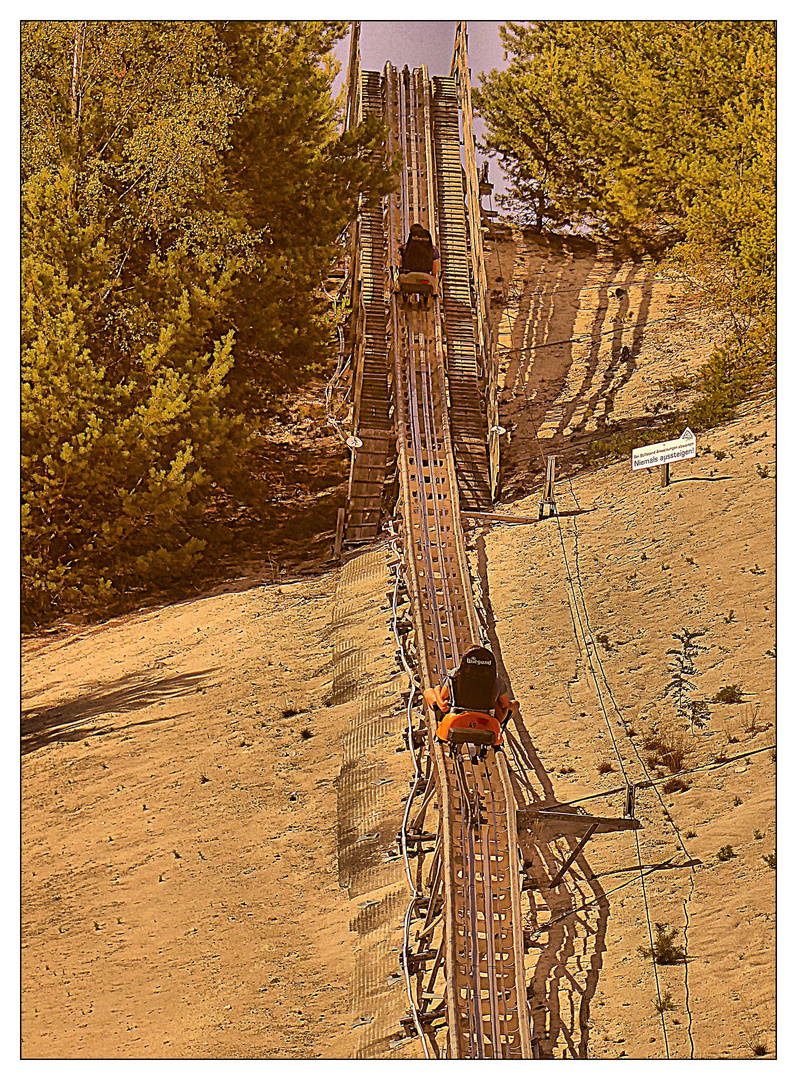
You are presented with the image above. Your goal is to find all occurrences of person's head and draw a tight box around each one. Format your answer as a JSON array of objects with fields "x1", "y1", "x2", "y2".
[
  {"x1": 409, "y1": 223, "x2": 427, "y2": 238},
  {"x1": 465, "y1": 642, "x2": 489, "y2": 656}
]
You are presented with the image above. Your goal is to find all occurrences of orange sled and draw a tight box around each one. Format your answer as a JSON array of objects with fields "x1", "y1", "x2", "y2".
[
  {"x1": 423, "y1": 686, "x2": 503, "y2": 747},
  {"x1": 436, "y1": 709, "x2": 502, "y2": 746}
]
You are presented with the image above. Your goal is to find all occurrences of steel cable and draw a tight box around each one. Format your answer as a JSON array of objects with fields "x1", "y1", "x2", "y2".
[{"x1": 490, "y1": 202, "x2": 672, "y2": 1051}]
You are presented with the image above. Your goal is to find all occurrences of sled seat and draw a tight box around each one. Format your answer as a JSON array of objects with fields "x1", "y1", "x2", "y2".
[{"x1": 436, "y1": 709, "x2": 502, "y2": 746}]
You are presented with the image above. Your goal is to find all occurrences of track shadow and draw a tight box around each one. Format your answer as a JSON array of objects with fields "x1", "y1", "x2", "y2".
[
  {"x1": 473, "y1": 531, "x2": 607, "y2": 1058},
  {"x1": 21, "y1": 668, "x2": 216, "y2": 755},
  {"x1": 554, "y1": 508, "x2": 597, "y2": 519},
  {"x1": 591, "y1": 857, "x2": 702, "y2": 879},
  {"x1": 494, "y1": 235, "x2": 658, "y2": 494}
]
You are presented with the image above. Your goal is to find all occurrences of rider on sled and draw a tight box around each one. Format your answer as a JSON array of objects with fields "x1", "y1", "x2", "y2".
[
  {"x1": 397, "y1": 223, "x2": 440, "y2": 310},
  {"x1": 422, "y1": 643, "x2": 518, "y2": 748}
]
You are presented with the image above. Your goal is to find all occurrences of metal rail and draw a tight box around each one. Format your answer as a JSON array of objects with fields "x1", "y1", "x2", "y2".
[
  {"x1": 379, "y1": 60, "x2": 531, "y2": 1059},
  {"x1": 343, "y1": 67, "x2": 394, "y2": 545}
]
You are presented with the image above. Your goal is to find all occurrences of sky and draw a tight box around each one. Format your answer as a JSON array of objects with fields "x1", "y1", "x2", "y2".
[{"x1": 332, "y1": 21, "x2": 510, "y2": 196}]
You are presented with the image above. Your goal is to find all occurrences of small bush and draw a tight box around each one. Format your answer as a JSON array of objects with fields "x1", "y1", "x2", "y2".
[
  {"x1": 742, "y1": 704, "x2": 764, "y2": 734},
  {"x1": 723, "y1": 610, "x2": 735, "y2": 623},
  {"x1": 638, "y1": 716, "x2": 687, "y2": 773},
  {"x1": 638, "y1": 922, "x2": 686, "y2": 965},
  {"x1": 597, "y1": 760, "x2": 614, "y2": 775},
  {"x1": 751, "y1": 1042, "x2": 768, "y2": 1057},
  {"x1": 733, "y1": 795, "x2": 743, "y2": 806},
  {"x1": 685, "y1": 829, "x2": 697, "y2": 839},
  {"x1": 663, "y1": 776, "x2": 689, "y2": 794},
  {"x1": 753, "y1": 829, "x2": 763, "y2": 840},
  {"x1": 664, "y1": 374, "x2": 692, "y2": 393},
  {"x1": 714, "y1": 685, "x2": 744, "y2": 704},
  {"x1": 717, "y1": 844, "x2": 735, "y2": 861},
  {"x1": 655, "y1": 990, "x2": 677, "y2": 1013},
  {"x1": 299, "y1": 727, "x2": 313, "y2": 740},
  {"x1": 762, "y1": 852, "x2": 776, "y2": 869}
]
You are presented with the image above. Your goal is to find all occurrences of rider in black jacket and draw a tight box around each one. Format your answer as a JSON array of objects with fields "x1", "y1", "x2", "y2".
[{"x1": 397, "y1": 223, "x2": 440, "y2": 308}]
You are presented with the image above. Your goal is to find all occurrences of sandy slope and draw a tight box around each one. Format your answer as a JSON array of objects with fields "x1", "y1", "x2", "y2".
[
  {"x1": 22, "y1": 575, "x2": 363, "y2": 1058},
  {"x1": 21, "y1": 230, "x2": 775, "y2": 1059},
  {"x1": 479, "y1": 393, "x2": 775, "y2": 1058}
]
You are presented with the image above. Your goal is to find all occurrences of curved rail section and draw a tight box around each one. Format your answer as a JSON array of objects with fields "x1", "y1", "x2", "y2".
[{"x1": 377, "y1": 61, "x2": 531, "y2": 1059}]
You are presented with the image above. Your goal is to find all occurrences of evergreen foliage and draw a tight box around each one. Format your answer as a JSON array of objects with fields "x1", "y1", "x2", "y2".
[
  {"x1": 475, "y1": 20, "x2": 775, "y2": 394},
  {"x1": 22, "y1": 21, "x2": 393, "y2": 624}
]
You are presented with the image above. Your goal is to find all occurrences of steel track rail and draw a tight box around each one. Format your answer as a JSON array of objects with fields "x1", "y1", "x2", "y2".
[{"x1": 380, "y1": 62, "x2": 531, "y2": 1059}]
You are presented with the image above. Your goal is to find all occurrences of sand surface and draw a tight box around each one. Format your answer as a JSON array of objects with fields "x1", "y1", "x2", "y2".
[
  {"x1": 22, "y1": 575, "x2": 363, "y2": 1057},
  {"x1": 22, "y1": 231, "x2": 775, "y2": 1059}
]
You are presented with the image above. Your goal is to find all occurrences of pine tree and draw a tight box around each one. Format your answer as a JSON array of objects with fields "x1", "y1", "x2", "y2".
[
  {"x1": 475, "y1": 21, "x2": 775, "y2": 379},
  {"x1": 21, "y1": 20, "x2": 393, "y2": 624}
]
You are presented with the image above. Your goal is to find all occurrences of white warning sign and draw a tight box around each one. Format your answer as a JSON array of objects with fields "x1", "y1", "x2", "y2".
[{"x1": 632, "y1": 428, "x2": 696, "y2": 471}]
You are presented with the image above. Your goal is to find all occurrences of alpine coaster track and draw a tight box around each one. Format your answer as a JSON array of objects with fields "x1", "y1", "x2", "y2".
[{"x1": 341, "y1": 24, "x2": 531, "y2": 1059}]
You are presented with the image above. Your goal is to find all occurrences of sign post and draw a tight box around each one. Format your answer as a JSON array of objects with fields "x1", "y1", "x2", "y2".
[
  {"x1": 539, "y1": 455, "x2": 557, "y2": 519},
  {"x1": 632, "y1": 428, "x2": 696, "y2": 487}
]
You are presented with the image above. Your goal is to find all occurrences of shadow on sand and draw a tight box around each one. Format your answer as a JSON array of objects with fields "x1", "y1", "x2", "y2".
[
  {"x1": 494, "y1": 234, "x2": 658, "y2": 497},
  {"x1": 21, "y1": 668, "x2": 216, "y2": 755},
  {"x1": 473, "y1": 531, "x2": 607, "y2": 1058}
]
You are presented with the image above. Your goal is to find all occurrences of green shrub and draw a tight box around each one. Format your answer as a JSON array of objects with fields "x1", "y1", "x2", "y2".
[
  {"x1": 638, "y1": 923, "x2": 686, "y2": 965},
  {"x1": 714, "y1": 685, "x2": 744, "y2": 704}
]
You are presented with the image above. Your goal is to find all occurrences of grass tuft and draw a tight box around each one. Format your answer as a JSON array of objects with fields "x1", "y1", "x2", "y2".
[
  {"x1": 638, "y1": 922, "x2": 686, "y2": 965},
  {"x1": 655, "y1": 990, "x2": 677, "y2": 1013}
]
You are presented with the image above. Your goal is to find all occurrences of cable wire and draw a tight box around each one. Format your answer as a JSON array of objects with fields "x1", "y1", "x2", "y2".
[{"x1": 490, "y1": 210, "x2": 676, "y2": 1051}]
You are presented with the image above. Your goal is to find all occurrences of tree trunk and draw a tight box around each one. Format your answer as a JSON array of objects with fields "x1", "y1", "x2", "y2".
[{"x1": 68, "y1": 21, "x2": 87, "y2": 210}]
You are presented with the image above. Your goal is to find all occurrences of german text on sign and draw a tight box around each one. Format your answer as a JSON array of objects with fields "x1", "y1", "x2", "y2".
[{"x1": 632, "y1": 428, "x2": 696, "y2": 471}]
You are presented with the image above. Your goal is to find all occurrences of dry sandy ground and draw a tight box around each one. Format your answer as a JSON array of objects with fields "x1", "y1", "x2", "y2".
[
  {"x1": 22, "y1": 575, "x2": 366, "y2": 1058},
  {"x1": 479, "y1": 392, "x2": 775, "y2": 1059},
  {"x1": 21, "y1": 230, "x2": 775, "y2": 1059}
]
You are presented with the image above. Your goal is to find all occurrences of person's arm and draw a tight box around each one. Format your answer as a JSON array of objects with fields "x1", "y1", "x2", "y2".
[
  {"x1": 422, "y1": 684, "x2": 450, "y2": 721},
  {"x1": 496, "y1": 691, "x2": 519, "y2": 725}
]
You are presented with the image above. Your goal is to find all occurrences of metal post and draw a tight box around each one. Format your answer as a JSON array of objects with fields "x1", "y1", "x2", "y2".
[
  {"x1": 334, "y1": 507, "x2": 345, "y2": 560},
  {"x1": 539, "y1": 455, "x2": 558, "y2": 519},
  {"x1": 660, "y1": 462, "x2": 670, "y2": 487}
]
